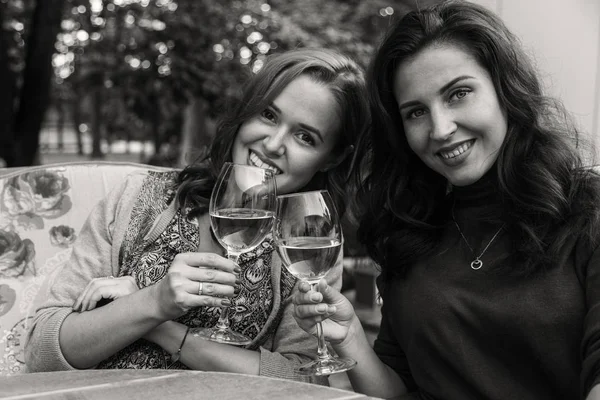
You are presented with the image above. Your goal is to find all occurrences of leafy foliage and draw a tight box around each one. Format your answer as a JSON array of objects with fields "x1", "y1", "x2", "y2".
[{"x1": 1, "y1": 0, "x2": 442, "y2": 162}]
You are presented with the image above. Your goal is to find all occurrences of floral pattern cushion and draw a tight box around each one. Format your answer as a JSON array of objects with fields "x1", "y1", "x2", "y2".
[{"x1": 0, "y1": 162, "x2": 171, "y2": 375}]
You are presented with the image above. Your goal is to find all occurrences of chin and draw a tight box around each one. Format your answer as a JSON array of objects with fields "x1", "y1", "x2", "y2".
[{"x1": 449, "y1": 174, "x2": 483, "y2": 187}]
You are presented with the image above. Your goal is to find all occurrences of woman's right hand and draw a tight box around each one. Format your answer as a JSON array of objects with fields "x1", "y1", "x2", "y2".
[
  {"x1": 152, "y1": 252, "x2": 241, "y2": 320},
  {"x1": 292, "y1": 279, "x2": 357, "y2": 344}
]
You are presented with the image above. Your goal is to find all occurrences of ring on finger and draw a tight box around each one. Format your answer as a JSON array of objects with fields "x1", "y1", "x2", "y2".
[{"x1": 198, "y1": 281, "x2": 203, "y2": 296}]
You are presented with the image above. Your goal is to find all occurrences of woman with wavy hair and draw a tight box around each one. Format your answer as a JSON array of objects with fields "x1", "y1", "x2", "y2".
[
  {"x1": 293, "y1": 1, "x2": 600, "y2": 398},
  {"x1": 26, "y1": 47, "x2": 369, "y2": 385}
]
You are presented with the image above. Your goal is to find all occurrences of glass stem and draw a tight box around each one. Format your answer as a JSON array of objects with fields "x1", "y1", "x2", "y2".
[
  {"x1": 216, "y1": 252, "x2": 239, "y2": 330},
  {"x1": 312, "y1": 283, "x2": 333, "y2": 361}
]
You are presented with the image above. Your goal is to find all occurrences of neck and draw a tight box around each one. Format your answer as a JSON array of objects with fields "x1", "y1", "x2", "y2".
[{"x1": 451, "y1": 167, "x2": 499, "y2": 206}]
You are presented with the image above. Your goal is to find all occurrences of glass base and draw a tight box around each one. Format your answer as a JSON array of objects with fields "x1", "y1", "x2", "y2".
[
  {"x1": 295, "y1": 357, "x2": 357, "y2": 376},
  {"x1": 190, "y1": 327, "x2": 252, "y2": 346}
]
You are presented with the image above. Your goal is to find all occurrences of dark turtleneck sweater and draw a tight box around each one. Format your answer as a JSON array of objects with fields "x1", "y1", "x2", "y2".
[{"x1": 373, "y1": 171, "x2": 600, "y2": 399}]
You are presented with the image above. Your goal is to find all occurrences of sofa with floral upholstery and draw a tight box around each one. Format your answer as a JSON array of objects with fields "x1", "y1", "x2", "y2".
[{"x1": 0, "y1": 161, "x2": 172, "y2": 375}]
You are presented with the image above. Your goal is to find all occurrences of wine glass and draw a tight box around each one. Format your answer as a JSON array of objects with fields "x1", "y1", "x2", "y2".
[
  {"x1": 274, "y1": 190, "x2": 357, "y2": 376},
  {"x1": 191, "y1": 162, "x2": 277, "y2": 345}
]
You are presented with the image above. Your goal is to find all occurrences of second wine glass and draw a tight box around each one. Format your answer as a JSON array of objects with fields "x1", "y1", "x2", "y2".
[
  {"x1": 274, "y1": 190, "x2": 357, "y2": 375},
  {"x1": 191, "y1": 162, "x2": 276, "y2": 345}
]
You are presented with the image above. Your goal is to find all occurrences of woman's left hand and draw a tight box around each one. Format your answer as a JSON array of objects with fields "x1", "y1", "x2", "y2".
[{"x1": 73, "y1": 275, "x2": 138, "y2": 312}]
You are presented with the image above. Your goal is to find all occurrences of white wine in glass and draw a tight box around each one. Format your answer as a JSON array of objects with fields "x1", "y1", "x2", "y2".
[
  {"x1": 191, "y1": 162, "x2": 276, "y2": 345},
  {"x1": 275, "y1": 190, "x2": 357, "y2": 376}
]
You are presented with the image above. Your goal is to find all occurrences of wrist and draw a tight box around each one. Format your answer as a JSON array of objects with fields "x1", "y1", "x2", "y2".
[
  {"x1": 334, "y1": 315, "x2": 364, "y2": 352},
  {"x1": 168, "y1": 326, "x2": 191, "y2": 369},
  {"x1": 146, "y1": 283, "x2": 180, "y2": 321},
  {"x1": 144, "y1": 320, "x2": 171, "y2": 344}
]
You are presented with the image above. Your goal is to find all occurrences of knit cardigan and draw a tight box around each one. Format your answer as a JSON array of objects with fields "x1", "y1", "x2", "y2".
[{"x1": 25, "y1": 171, "x2": 342, "y2": 384}]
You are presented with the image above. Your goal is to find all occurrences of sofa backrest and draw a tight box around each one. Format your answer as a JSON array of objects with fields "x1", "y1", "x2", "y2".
[{"x1": 0, "y1": 162, "x2": 173, "y2": 375}]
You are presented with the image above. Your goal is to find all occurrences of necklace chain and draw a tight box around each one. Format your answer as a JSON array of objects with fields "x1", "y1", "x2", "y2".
[{"x1": 451, "y1": 205, "x2": 505, "y2": 270}]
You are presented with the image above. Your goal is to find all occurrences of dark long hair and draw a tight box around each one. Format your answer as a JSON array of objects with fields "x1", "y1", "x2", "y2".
[
  {"x1": 177, "y1": 48, "x2": 369, "y2": 218},
  {"x1": 353, "y1": 0, "x2": 599, "y2": 277}
]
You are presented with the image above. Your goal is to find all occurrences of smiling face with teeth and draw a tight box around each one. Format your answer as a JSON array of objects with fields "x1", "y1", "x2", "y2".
[
  {"x1": 231, "y1": 75, "x2": 342, "y2": 195},
  {"x1": 393, "y1": 42, "x2": 508, "y2": 187}
]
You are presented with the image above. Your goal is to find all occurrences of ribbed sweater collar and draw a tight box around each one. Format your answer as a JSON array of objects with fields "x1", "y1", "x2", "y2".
[{"x1": 451, "y1": 167, "x2": 500, "y2": 208}]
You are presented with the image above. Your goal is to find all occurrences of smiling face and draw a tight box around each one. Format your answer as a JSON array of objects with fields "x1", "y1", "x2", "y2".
[
  {"x1": 232, "y1": 74, "x2": 342, "y2": 195},
  {"x1": 393, "y1": 42, "x2": 508, "y2": 186}
]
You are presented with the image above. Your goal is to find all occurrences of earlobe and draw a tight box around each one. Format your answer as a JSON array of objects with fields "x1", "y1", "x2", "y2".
[{"x1": 320, "y1": 145, "x2": 354, "y2": 172}]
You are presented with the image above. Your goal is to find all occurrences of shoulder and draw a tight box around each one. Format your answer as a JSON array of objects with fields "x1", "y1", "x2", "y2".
[
  {"x1": 123, "y1": 170, "x2": 179, "y2": 198},
  {"x1": 571, "y1": 168, "x2": 600, "y2": 215},
  {"x1": 570, "y1": 168, "x2": 600, "y2": 256}
]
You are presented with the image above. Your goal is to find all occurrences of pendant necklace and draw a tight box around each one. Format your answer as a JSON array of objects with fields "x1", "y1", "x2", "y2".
[{"x1": 451, "y1": 206, "x2": 505, "y2": 270}]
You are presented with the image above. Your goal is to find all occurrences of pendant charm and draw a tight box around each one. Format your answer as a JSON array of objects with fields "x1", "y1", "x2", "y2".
[{"x1": 471, "y1": 259, "x2": 483, "y2": 270}]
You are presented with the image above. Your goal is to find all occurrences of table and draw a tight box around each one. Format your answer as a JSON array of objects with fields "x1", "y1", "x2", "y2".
[{"x1": 0, "y1": 370, "x2": 378, "y2": 400}]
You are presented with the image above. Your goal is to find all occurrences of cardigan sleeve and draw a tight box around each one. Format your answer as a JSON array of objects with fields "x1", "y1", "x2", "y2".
[
  {"x1": 257, "y1": 250, "x2": 344, "y2": 385},
  {"x1": 24, "y1": 173, "x2": 146, "y2": 372}
]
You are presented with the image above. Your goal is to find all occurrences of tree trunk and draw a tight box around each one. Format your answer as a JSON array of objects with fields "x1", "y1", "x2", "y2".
[
  {"x1": 57, "y1": 103, "x2": 64, "y2": 151},
  {"x1": 73, "y1": 98, "x2": 84, "y2": 155},
  {"x1": 0, "y1": 7, "x2": 18, "y2": 166},
  {"x1": 90, "y1": 88, "x2": 104, "y2": 159},
  {"x1": 11, "y1": 0, "x2": 66, "y2": 166},
  {"x1": 151, "y1": 98, "x2": 161, "y2": 159},
  {"x1": 178, "y1": 97, "x2": 213, "y2": 168}
]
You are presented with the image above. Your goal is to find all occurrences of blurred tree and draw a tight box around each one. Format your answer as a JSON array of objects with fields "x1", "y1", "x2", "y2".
[
  {"x1": 0, "y1": 0, "x2": 444, "y2": 167},
  {"x1": 0, "y1": 0, "x2": 66, "y2": 167},
  {"x1": 51, "y1": 0, "x2": 425, "y2": 166}
]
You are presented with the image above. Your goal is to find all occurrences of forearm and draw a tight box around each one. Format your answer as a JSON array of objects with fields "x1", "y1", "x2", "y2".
[
  {"x1": 334, "y1": 317, "x2": 407, "y2": 398},
  {"x1": 146, "y1": 321, "x2": 260, "y2": 374},
  {"x1": 60, "y1": 286, "x2": 166, "y2": 369}
]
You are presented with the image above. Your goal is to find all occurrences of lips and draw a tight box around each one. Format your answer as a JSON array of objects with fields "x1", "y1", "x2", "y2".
[
  {"x1": 437, "y1": 140, "x2": 474, "y2": 159},
  {"x1": 249, "y1": 151, "x2": 282, "y2": 175}
]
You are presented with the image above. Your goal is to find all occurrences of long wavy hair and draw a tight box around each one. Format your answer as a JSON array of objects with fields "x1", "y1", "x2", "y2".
[
  {"x1": 177, "y1": 48, "x2": 369, "y2": 219},
  {"x1": 353, "y1": 0, "x2": 599, "y2": 277}
]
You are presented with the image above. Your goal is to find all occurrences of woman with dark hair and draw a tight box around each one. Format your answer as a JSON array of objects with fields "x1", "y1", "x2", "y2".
[
  {"x1": 293, "y1": 1, "x2": 600, "y2": 398},
  {"x1": 26, "y1": 48, "x2": 369, "y2": 384}
]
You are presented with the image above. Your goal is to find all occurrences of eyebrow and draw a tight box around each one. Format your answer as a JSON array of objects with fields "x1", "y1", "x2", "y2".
[
  {"x1": 270, "y1": 103, "x2": 324, "y2": 142},
  {"x1": 397, "y1": 75, "x2": 475, "y2": 110}
]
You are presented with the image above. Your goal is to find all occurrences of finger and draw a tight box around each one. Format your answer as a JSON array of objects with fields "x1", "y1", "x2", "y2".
[
  {"x1": 176, "y1": 292, "x2": 233, "y2": 311},
  {"x1": 293, "y1": 284, "x2": 323, "y2": 305},
  {"x1": 84, "y1": 286, "x2": 115, "y2": 311},
  {"x1": 73, "y1": 293, "x2": 84, "y2": 312},
  {"x1": 74, "y1": 282, "x2": 93, "y2": 311},
  {"x1": 173, "y1": 252, "x2": 239, "y2": 273},
  {"x1": 186, "y1": 267, "x2": 240, "y2": 286},
  {"x1": 296, "y1": 280, "x2": 312, "y2": 293},
  {"x1": 315, "y1": 278, "x2": 328, "y2": 293},
  {"x1": 191, "y1": 281, "x2": 236, "y2": 298},
  {"x1": 294, "y1": 303, "x2": 337, "y2": 319},
  {"x1": 81, "y1": 284, "x2": 103, "y2": 311},
  {"x1": 84, "y1": 283, "x2": 135, "y2": 311},
  {"x1": 315, "y1": 279, "x2": 341, "y2": 302},
  {"x1": 74, "y1": 277, "x2": 103, "y2": 311},
  {"x1": 80, "y1": 280, "x2": 121, "y2": 311}
]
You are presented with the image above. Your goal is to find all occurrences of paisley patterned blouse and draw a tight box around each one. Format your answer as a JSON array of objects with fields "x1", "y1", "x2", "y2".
[{"x1": 96, "y1": 172, "x2": 296, "y2": 369}]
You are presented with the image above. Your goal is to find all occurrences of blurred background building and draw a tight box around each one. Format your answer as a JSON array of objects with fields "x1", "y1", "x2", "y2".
[{"x1": 479, "y1": 0, "x2": 600, "y2": 159}]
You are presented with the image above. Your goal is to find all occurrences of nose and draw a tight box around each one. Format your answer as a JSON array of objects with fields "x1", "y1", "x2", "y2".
[
  {"x1": 429, "y1": 107, "x2": 457, "y2": 141},
  {"x1": 262, "y1": 126, "x2": 286, "y2": 156}
]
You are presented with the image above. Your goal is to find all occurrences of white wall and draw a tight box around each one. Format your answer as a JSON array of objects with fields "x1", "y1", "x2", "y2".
[{"x1": 471, "y1": 0, "x2": 600, "y2": 152}]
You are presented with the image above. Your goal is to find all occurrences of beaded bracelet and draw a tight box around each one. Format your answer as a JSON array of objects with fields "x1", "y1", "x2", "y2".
[{"x1": 168, "y1": 326, "x2": 190, "y2": 369}]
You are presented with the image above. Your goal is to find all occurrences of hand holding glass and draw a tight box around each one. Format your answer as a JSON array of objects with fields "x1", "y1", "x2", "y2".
[
  {"x1": 191, "y1": 162, "x2": 276, "y2": 345},
  {"x1": 274, "y1": 190, "x2": 357, "y2": 375}
]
